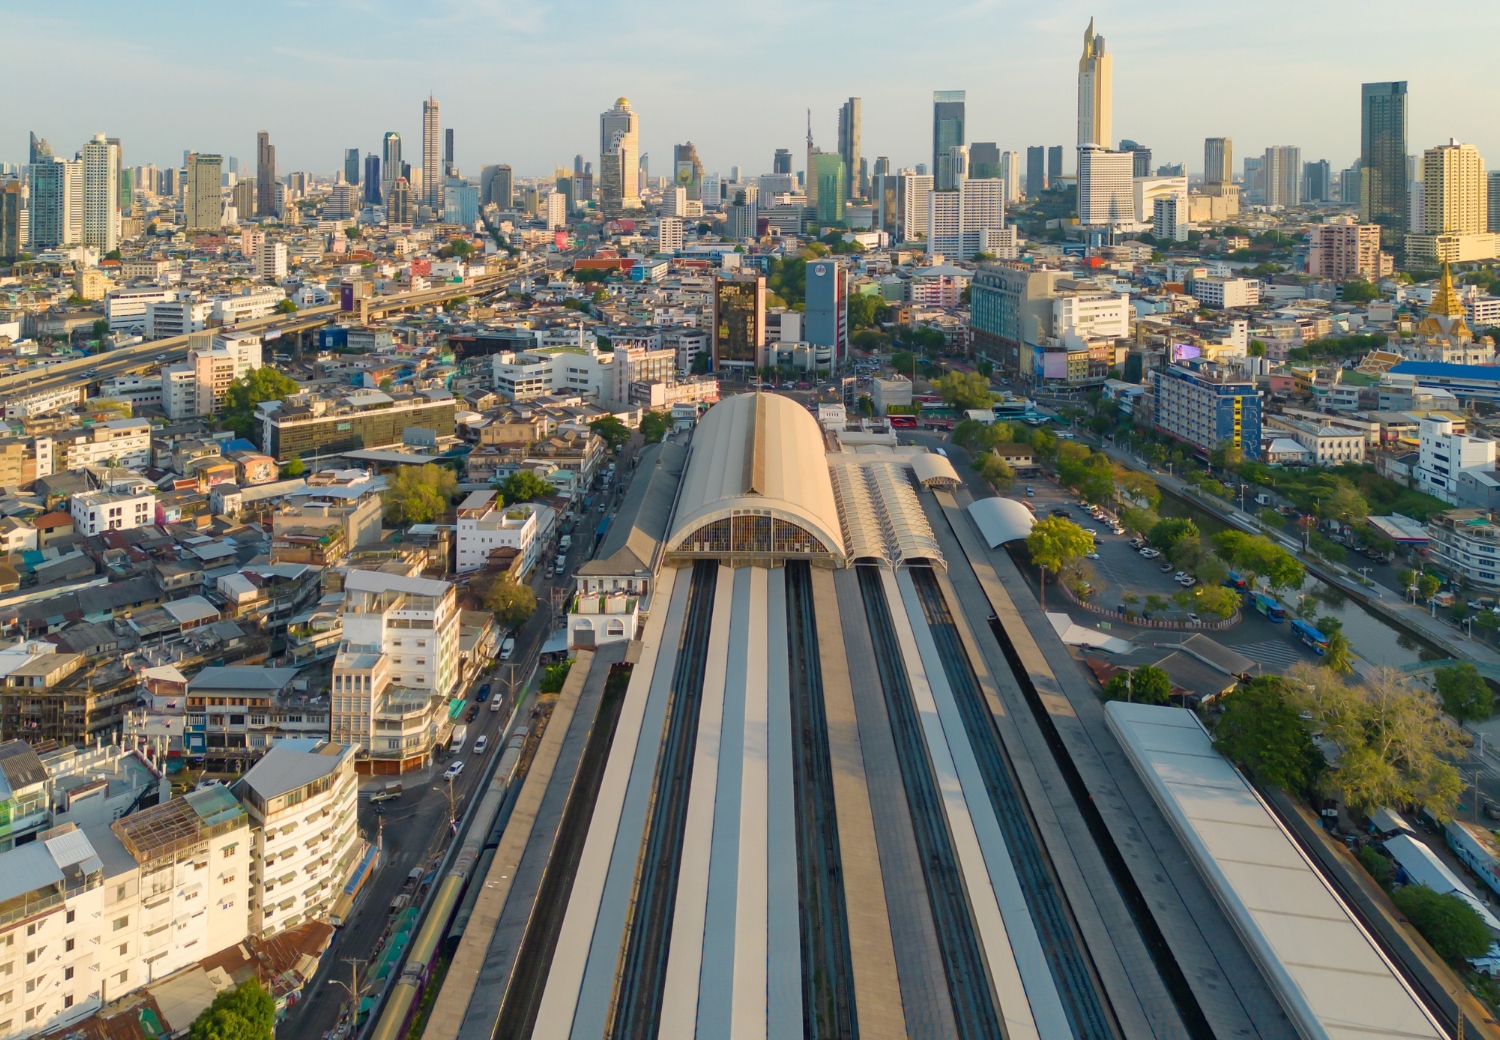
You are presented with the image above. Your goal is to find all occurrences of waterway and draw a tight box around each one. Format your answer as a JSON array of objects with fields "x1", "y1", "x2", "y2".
[{"x1": 1154, "y1": 492, "x2": 1446, "y2": 670}]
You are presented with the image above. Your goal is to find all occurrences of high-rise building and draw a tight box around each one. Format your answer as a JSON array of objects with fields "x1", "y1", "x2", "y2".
[
  {"x1": 255, "y1": 131, "x2": 276, "y2": 218},
  {"x1": 546, "y1": 190, "x2": 567, "y2": 231},
  {"x1": 998, "y1": 151, "x2": 1022, "y2": 203},
  {"x1": 1263, "y1": 146, "x2": 1301, "y2": 209},
  {"x1": 701, "y1": 172, "x2": 722, "y2": 209},
  {"x1": 1154, "y1": 194, "x2": 1189, "y2": 242},
  {"x1": 1303, "y1": 160, "x2": 1332, "y2": 203},
  {"x1": 382, "y1": 132, "x2": 402, "y2": 195},
  {"x1": 422, "y1": 96, "x2": 441, "y2": 206},
  {"x1": 658, "y1": 215, "x2": 684, "y2": 253},
  {"x1": 232, "y1": 178, "x2": 255, "y2": 222},
  {"x1": 1120, "y1": 140, "x2": 1152, "y2": 178},
  {"x1": 1026, "y1": 146, "x2": 1046, "y2": 198},
  {"x1": 344, "y1": 148, "x2": 360, "y2": 186},
  {"x1": 726, "y1": 191, "x2": 758, "y2": 241},
  {"x1": 0, "y1": 181, "x2": 24, "y2": 259},
  {"x1": 899, "y1": 170, "x2": 934, "y2": 242},
  {"x1": 80, "y1": 133, "x2": 120, "y2": 253},
  {"x1": 384, "y1": 177, "x2": 411, "y2": 224},
  {"x1": 28, "y1": 131, "x2": 52, "y2": 165},
  {"x1": 1048, "y1": 146, "x2": 1063, "y2": 184},
  {"x1": 874, "y1": 171, "x2": 899, "y2": 235},
  {"x1": 970, "y1": 142, "x2": 1001, "y2": 180},
  {"x1": 774, "y1": 149, "x2": 792, "y2": 175},
  {"x1": 600, "y1": 97, "x2": 642, "y2": 212},
  {"x1": 1077, "y1": 19, "x2": 1112, "y2": 148},
  {"x1": 1361, "y1": 81, "x2": 1408, "y2": 230},
  {"x1": 1307, "y1": 216, "x2": 1389, "y2": 281},
  {"x1": 1203, "y1": 137, "x2": 1232, "y2": 188},
  {"x1": 443, "y1": 178, "x2": 479, "y2": 226},
  {"x1": 838, "y1": 97, "x2": 861, "y2": 201},
  {"x1": 364, "y1": 154, "x2": 381, "y2": 205},
  {"x1": 1489, "y1": 172, "x2": 1500, "y2": 234},
  {"x1": 1407, "y1": 140, "x2": 1494, "y2": 263},
  {"x1": 1077, "y1": 147, "x2": 1133, "y2": 225},
  {"x1": 444, "y1": 128, "x2": 455, "y2": 177},
  {"x1": 30, "y1": 157, "x2": 82, "y2": 248},
  {"x1": 932, "y1": 91, "x2": 966, "y2": 190},
  {"x1": 712, "y1": 272, "x2": 766, "y2": 372},
  {"x1": 805, "y1": 258, "x2": 848, "y2": 365},
  {"x1": 813, "y1": 152, "x2": 846, "y2": 226},
  {"x1": 184, "y1": 153, "x2": 224, "y2": 231},
  {"x1": 927, "y1": 177, "x2": 1007, "y2": 259},
  {"x1": 481, "y1": 164, "x2": 513, "y2": 209},
  {"x1": 673, "y1": 141, "x2": 704, "y2": 202}
]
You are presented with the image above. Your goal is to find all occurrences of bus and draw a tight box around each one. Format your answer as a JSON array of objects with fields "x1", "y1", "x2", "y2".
[
  {"x1": 1290, "y1": 619, "x2": 1328, "y2": 655},
  {"x1": 1223, "y1": 571, "x2": 1248, "y2": 591},
  {"x1": 1250, "y1": 592, "x2": 1285, "y2": 622}
]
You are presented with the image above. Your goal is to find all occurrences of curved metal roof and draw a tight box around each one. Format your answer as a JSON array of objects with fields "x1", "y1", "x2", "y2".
[
  {"x1": 830, "y1": 459, "x2": 943, "y2": 569},
  {"x1": 910, "y1": 452, "x2": 962, "y2": 489},
  {"x1": 668, "y1": 393, "x2": 845, "y2": 561},
  {"x1": 967, "y1": 496, "x2": 1035, "y2": 547}
]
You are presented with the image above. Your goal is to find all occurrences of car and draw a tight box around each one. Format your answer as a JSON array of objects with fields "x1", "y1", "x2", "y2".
[
  {"x1": 466, "y1": 705, "x2": 480, "y2": 722},
  {"x1": 499, "y1": 637, "x2": 515, "y2": 660},
  {"x1": 1139, "y1": 547, "x2": 1160, "y2": 559},
  {"x1": 1160, "y1": 560, "x2": 1175, "y2": 572},
  {"x1": 1177, "y1": 576, "x2": 1197, "y2": 588},
  {"x1": 1175, "y1": 571, "x2": 1187, "y2": 581},
  {"x1": 443, "y1": 762, "x2": 464, "y2": 781},
  {"x1": 1085, "y1": 528, "x2": 1100, "y2": 538},
  {"x1": 1049, "y1": 508, "x2": 1070, "y2": 518},
  {"x1": 473, "y1": 735, "x2": 489, "y2": 755},
  {"x1": 1186, "y1": 614, "x2": 1201, "y2": 624},
  {"x1": 1085, "y1": 551, "x2": 1100, "y2": 560},
  {"x1": 155, "y1": 354, "x2": 167, "y2": 361},
  {"x1": 1024, "y1": 486, "x2": 1034, "y2": 495},
  {"x1": 478, "y1": 683, "x2": 490, "y2": 701},
  {"x1": 1129, "y1": 538, "x2": 1146, "y2": 549}
]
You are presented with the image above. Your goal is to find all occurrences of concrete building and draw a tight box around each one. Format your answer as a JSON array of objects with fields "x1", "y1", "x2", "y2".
[
  {"x1": 28, "y1": 157, "x2": 82, "y2": 249},
  {"x1": 1416, "y1": 415, "x2": 1496, "y2": 503},
  {"x1": 1428, "y1": 509, "x2": 1500, "y2": 590},
  {"x1": 70, "y1": 489, "x2": 154, "y2": 536},
  {"x1": 1306, "y1": 216, "x2": 1390, "y2": 281},
  {"x1": 1361, "y1": 81, "x2": 1408, "y2": 228},
  {"x1": 711, "y1": 272, "x2": 766, "y2": 373},
  {"x1": 612, "y1": 343, "x2": 677, "y2": 404},
  {"x1": 1077, "y1": 19, "x2": 1112, "y2": 149},
  {"x1": 1263, "y1": 415, "x2": 1367, "y2": 466},
  {"x1": 80, "y1": 134, "x2": 119, "y2": 254},
  {"x1": 456, "y1": 491, "x2": 541, "y2": 575},
  {"x1": 932, "y1": 91, "x2": 966, "y2": 191},
  {"x1": 969, "y1": 263, "x2": 1063, "y2": 377},
  {"x1": 183, "y1": 153, "x2": 223, "y2": 231},
  {"x1": 926, "y1": 177, "x2": 1006, "y2": 259},
  {"x1": 1153, "y1": 194, "x2": 1189, "y2": 242},
  {"x1": 254, "y1": 239, "x2": 287, "y2": 280},
  {"x1": 492, "y1": 346, "x2": 613, "y2": 401},
  {"x1": 43, "y1": 418, "x2": 151, "y2": 472},
  {"x1": 1189, "y1": 276, "x2": 1260, "y2": 309},
  {"x1": 1133, "y1": 175, "x2": 1187, "y2": 225},
  {"x1": 600, "y1": 97, "x2": 642, "y2": 212},
  {"x1": 1204, "y1": 137, "x2": 1232, "y2": 188},
  {"x1": 1077, "y1": 148, "x2": 1134, "y2": 226},
  {"x1": 805, "y1": 259, "x2": 849, "y2": 367},
  {"x1": 1151, "y1": 360, "x2": 1262, "y2": 461},
  {"x1": 1408, "y1": 140, "x2": 1495, "y2": 263},
  {"x1": 1053, "y1": 290, "x2": 1129, "y2": 343},
  {"x1": 658, "y1": 215, "x2": 684, "y2": 253},
  {"x1": 260, "y1": 389, "x2": 456, "y2": 463},
  {"x1": 1262, "y1": 146, "x2": 1301, "y2": 209}
]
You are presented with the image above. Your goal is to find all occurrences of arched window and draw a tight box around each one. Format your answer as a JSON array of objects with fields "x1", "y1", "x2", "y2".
[{"x1": 607, "y1": 619, "x2": 625, "y2": 636}]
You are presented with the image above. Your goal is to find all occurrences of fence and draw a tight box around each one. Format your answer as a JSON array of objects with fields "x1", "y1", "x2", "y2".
[{"x1": 1058, "y1": 579, "x2": 1241, "y2": 631}]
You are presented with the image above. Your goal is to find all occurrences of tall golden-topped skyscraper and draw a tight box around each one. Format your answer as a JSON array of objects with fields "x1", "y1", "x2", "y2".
[{"x1": 1077, "y1": 18, "x2": 1112, "y2": 149}]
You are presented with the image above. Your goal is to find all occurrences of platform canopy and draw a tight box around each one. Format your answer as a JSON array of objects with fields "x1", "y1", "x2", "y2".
[{"x1": 967, "y1": 496, "x2": 1035, "y2": 547}]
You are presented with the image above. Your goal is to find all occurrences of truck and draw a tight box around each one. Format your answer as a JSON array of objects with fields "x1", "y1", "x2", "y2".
[
  {"x1": 449, "y1": 724, "x2": 468, "y2": 754},
  {"x1": 559, "y1": 534, "x2": 573, "y2": 552},
  {"x1": 369, "y1": 781, "x2": 403, "y2": 803}
]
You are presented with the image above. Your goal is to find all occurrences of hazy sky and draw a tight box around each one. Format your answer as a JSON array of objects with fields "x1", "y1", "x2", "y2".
[{"x1": 9, "y1": 0, "x2": 1497, "y2": 181}]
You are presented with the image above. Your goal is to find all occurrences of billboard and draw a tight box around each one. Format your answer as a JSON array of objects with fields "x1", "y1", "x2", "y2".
[
  {"x1": 1042, "y1": 351, "x2": 1070, "y2": 379},
  {"x1": 1172, "y1": 342, "x2": 1201, "y2": 362},
  {"x1": 340, "y1": 281, "x2": 354, "y2": 311}
]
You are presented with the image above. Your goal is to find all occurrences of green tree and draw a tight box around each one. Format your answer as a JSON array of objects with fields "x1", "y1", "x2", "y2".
[
  {"x1": 449, "y1": 237, "x2": 476, "y2": 257},
  {"x1": 1358, "y1": 845, "x2": 1394, "y2": 887},
  {"x1": 1213, "y1": 677, "x2": 1322, "y2": 790},
  {"x1": 483, "y1": 574, "x2": 537, "y2": 632},
  {"x1": 856, "y1": 394, "x2": 875, "y2": 418},
  {"x1": 589, "y1": 415, "x2": 630, "y2": 451},
  {"x1": 1148, "y1": 517, "x2": 1199, "y2": 553},
  {"x1": 283, "y1": 457, "x2": 305, "y2": 477},
  {"x1": 540, "y1": 659, "x2": 573, "y2": 693},
  {"x1": 638, "y1": 410, "x2": 670, "y2": 444},
  {"x1": 1025, "y1": 516, "x2": 1094, "y2": 608},
  {"x1": 933, "y1": 370, "x2": 994, "y2": 412},
  {"x1": 1434, "y1": 662, "x2": 1494, "y2": 723},
  {"x1": 1120, "y1": 507, "x2": 1160, "y2": 538},
  {"x1": 274, "y1": 298, "x2": 298, "y2": 313},
  {"x1": 1190, "y1": 583, "x2": 1241, "y2": 619},
  {"x1": 889, "y1": 350, "x2": 918, "y2": 378},
  {"x1": 847, "y1": 292, "x2": 881, "y2": 328},
  {"x1": 1116, "y1": 470, "x2": 1161, "y2": 510},
  {"x1": 1340, "y1": 279, "x2": 1381, "y2": 304},
  {"x1": 188, "y1": 978, "x2": 275, "y2": 1040},
  {"x1": 972, "y1": 453, "x2": 1015, "y2": 493},
  {"x1": 1102, "y1": 665, "x2": 1173, "y2": 705},
  {"x1": 1322, "y1": 630, "x2": 1354, "y2": 673},
  {"x1": 92, "y1": 318, "x2": 110, "y2": 339},
  {"x1": 382, "y1": 464, "x2": 457, "y2": 525},
  {"x1": 499, "y1": 470, "x2": 553, "y2": 504},
  {"x1": 1417, "y1": 572, "x2": 1443, "y2": 601},
  {"x1": 221, "y1": 367, "x2": 299, "y2": 442},
  {"x1": 1391, "y1": 884, "x2": 1492, "y2": 962}
]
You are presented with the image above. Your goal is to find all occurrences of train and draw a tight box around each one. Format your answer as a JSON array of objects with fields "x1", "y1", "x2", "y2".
[{"x1": 366, "y1": 726, "x2": 530, "y2": 1040}]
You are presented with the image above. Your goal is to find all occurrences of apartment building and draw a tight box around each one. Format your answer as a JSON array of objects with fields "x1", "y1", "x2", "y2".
[
  {"x1": 260, "y1": 389, "x2": 456, "y2": 463},
  {"x1": 1151, "y1": 361, "x2": 1262, "y2": 461},
  {"x1": 1189, "y1": 276, "x2": 1261, "y2": 308},
  {"x1": 41, "y1": 419, "x2": 151, "y2": 473},
  {"x1": 1306, "y1": 216, "x2": 1391, "y2": 281},
  {"x1": 69, "y1": 489, "x2": 154, "y2": 536},
  {"x1": 1052, "y1": 290, "x2": 1129, "y2": 343},
  {"x1": 455, "y1": 491, "x2": 539, "y2": 574},
  {"x1": 1263, "y1": 415, "x2": 1367, "y2": 466},
  {"x1": 207, "y1": 286, "x2": 286, "y2": 324},
  {"x1": 103, "y1": 288, "x2": 178, "y2": 333},
  {"x1": 183, "y1": 667, "x2": 328, "y2": 761},
  {"x1": 1417, "y1": 415, "x2": 1497, "y2": 504},
  {"x1": 612, "y1": 344, "x2": 678, "y2": 404},
  {"x1": 1428, "y1": 509, "x2": 1500, "y2": 591},
  {"x1": 491, "y1": 347, "x2": 614, "y2": 401},
  {"x1": 235, "y1": 741, "x2": 360, "y2": 938}
]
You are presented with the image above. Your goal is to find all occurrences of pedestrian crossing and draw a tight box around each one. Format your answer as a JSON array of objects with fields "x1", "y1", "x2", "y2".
[{"x1": 1232, "y1": 639, "x2": 1316, "y2": 672}]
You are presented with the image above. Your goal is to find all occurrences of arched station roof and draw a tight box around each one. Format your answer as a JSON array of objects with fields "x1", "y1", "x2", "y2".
[{"x1": 968, "y1": 496, "x2": 1036, "y2": 547}]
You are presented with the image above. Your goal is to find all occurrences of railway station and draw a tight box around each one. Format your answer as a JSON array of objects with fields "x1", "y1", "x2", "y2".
[{"x1": 402, "y1": 391, "x2": 1463, "y2": 1040}]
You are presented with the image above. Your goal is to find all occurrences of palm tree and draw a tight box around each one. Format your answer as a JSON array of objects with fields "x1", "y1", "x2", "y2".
[{"x1": 1322, "y1": 631, "x2": 1354, "y2": 674}]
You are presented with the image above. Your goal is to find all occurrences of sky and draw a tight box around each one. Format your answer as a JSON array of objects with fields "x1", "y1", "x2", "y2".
[{"x1": 8, "y1": 0, "x2": 1499, "y2": 182}]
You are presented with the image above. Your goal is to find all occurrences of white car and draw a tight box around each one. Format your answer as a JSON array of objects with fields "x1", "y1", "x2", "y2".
[
  {"x1": 1139, "y1": 548, "x2": 1160, "y2": 559},
  {"x1": 473, "y1": 735, "x2": 489, "y2": 755},
  {"x1": 1177, "y1": 575, "x2": 1197, "y2": 588},
  {"x1": 1086, "y1": 551, "x2": 1100, "y2": 560},
  {"x1": 443, "y1": 761, "x2": 464, "y2": 781}
]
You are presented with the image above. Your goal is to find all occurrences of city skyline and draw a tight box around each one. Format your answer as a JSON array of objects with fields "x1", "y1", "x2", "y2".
[{"x1": 8, "y1": 2, "x2": 1500, "y2": 181}]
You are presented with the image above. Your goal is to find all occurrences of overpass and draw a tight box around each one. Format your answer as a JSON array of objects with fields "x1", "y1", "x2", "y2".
[{"x1": 1, "y1": 256, "x2": 547, "y2": 399}]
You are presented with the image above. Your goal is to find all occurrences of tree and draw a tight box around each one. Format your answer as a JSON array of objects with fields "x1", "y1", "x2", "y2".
[
  {"x1": 92, "y1": 318, "x2": 110, "y2": 339},
  {"x1": 589, "y1": 415, "x2": 630, "y2": 451},
  {"x1": 1417, "y1": 572, "x2": 1443, "y2": 601},
  {"x1": 890, "y1": 350, "x2": 918, "y2": 378},
  {"x1": 221, "y1": 367, "x2": 300, "y2": 441},
  {"x1": 540, "y1": 659, "x2": 573, "y2": 694},
  {"x1": 1391, "y1": 884, "x2": 1492, "y2": 962},
  {"x1": 382, "y1": 464, "x2": 457, "y2": 525},
  {"x1": 638, "y1": 410, "x2": 670, "y2": 444},
  {"x1": 1025, "y1": 516, "x2": 1094, "y2": 608},
  {"x1": 499, "y1": 470, "x2": 553, "y2": 505},
  {"x1": 856, "y1": 394, "x2": 875, "y2": 418},
  {"x1": 847, "y1": 292, "x2": 882, "y2": 329},
  {"x1": 1321, "y1": 484, "x2": 1369, "y2": 525},
  {"x1": 283, "y1": 457, "x2": 305, "y2": 477},
  {"x1": 483, "y1": 574, "x2": 537, "y2": 632},
  {"x1": 188, "y1": 978, "x2": 275, "y2": 1040},
  {"x1": 1190, "y1": 583, "x2": 1241, "y2": 620},
  {"x1": 1322, "y1": 630, "x2": 1354, "y2": 673},
  {"x1": 972, "y1": 453, "x2": 1014, "y2": 492},
  {"x1": 1434, "y1": 662, "x2": 1494, "y2": 723},
  {"x1": 933, "y1": 370, "x2": 993, "y2": 412},
  {"x1": 1213, "y1": 677, "x2": 1323, "y2": 790},
  {"x1": 1396, "y1": 568, "x2": 1417, "y2": 597},
  {"x1": 1340, "y1": 279, "x2": 1382, "y2": 304},
  {"x1": 449, "y1": 237, "x2": 476, "y2": 258},
  {"x1": 1149, "y1": 517, "x2": 1199, "y2": 553},
  {"x1": 1102, "y1": 665, "x2": 1172, "y2": 705},
  {"x1": 1030, "y1": 428, "x2": 1058, "y2": 466},
  {"x1": 275, "y1": 298, "x2": 298, "y2": 313},
  {"x1": 1120, "y1": 507, "x2": 1160, "y2": 538},
  {"x1": 1116, "y1": 470, "x2": 1161, "y2": 510}
]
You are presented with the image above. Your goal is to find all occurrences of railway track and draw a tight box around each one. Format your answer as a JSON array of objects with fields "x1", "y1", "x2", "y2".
[
  {"x1": 910, "y1": 566, "x2": 1118, "y2": 1040},
  {"x1": 856, "y1": 564, "x2": 1004, "y2": 1040},
  {"x1": 607, "y1": 561, "x2": 720, "y2": 1040},
  {"x1": 785, "y1": 561, "x2": 858, "y2": 1039}
]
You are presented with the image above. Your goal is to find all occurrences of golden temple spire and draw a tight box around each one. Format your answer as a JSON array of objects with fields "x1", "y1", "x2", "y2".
[{"x1": 1429, "y1": 261, "x2": 1466, "y2": 319}]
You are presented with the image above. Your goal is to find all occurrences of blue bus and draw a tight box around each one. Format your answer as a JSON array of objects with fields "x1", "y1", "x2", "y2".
[
  {"x1": 1250, "y1": 592, "x2": 1285, "y2": 622},
  {"x1": 1224, "y1": 571, "x2": 1248, "y2": 591},
  {"x1": 1290, "y1": 619, "x2": 1329, "y2": 655}
]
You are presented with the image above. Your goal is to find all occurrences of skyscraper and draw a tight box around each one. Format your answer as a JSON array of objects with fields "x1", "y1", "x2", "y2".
[
  {"x1": 1077, "y1": 148, "x2": 1133, "y2": 225},
  {"x1": 969, "y1": 143, "x2": 1001, "y2": 180},
  {"x1": 805, "y1": 258, "x2": 848, "y2": 365},
  {"x1": 1077, "y1": 19, "x2": 1112, "y2": 149},
  {"x1": 898, "y1": 171, "x2": 933, "y2": 243},
  {"x1": 1303, "y1": 160, "x2": 1332, "y2": 204},
  {"x1": 80, "y1": 133, "x2": 120, "y2": 253},
  {"x1": 183, "y1": 153, "x2": 224, "y2": 231},
  {"x1": 673, "y1": 142, "x2": 704, "y2": 202},
  {"x1": 423, "y1": 96, "x2": 441, "y2": 207},
  {"x1": 444, "y1": 128, "x2": 455, "y2": 177},
  {"x1": 712, "y1": 273, "x2": 767, "y2": 372},
  {"x1": 932, "y1": 91, "x2": 966, "y2": 190},
  {"x1": 382, "y1": 132, "x2": 402, "y2": 194},
  {"x1": 999, "y1": 151, "x2": 1022, "y2": 203},
  {"x1": 838, "y1": 97, "x2": 861, "y2": 201},
  {"x1": 1361, "y1": 81, "x2": 1408, "y2": 230},
  {"x1": 28, "y1": 157, "x2": 81, "y2": 248},
  {"x1": 1421, "y1": 141, "x2": 1488, "y2": 236},
  {"x1": 1263, "y1": 146, "x2": 1301, "y2": 209},
  {"x1": 1026, "y1": 146, "x2": 1046, "y2": 198},
  {"x1": 364, "y1": 155, "x2": 381, "y2": 206},
  {"x1": 1047, "y1": 147, "x2": 1063, "y2": 184},
  {"x1": 481, "y1": 164, "x2": 513, "y2": 209},
  {"x1": 1204, "y1": 138, "x2": 1233, "y2": 188},
  {"x1": 387, "y1": 177, "x2": 413, "y2": 224},
  {"x1": 599, "y1": 97, "x2": 641, "y2": 212},
  {"x1": 773, "y1": 149, "x2": 792, "y2": 175},
  {"x1": 345, "y1": 148, "x2": 360, "y2": 186},
  {"x1": 28, "y1": 132, "x2": 53, "y2": 165},
  {"x1": 256, "y1": 131, "x2": 276, "y2": 218},
  {"x1": 1120, "y1": 140, "x2": 1152, "y2": 178},
  {"x1": 812, "y1": 152, "x2": 846, "y2": 226},
  {"x1": 0, "y1": 181, "x2": 22, "y2": 260}
]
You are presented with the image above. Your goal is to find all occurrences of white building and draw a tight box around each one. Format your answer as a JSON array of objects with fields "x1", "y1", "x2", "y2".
[
  {"x1": 105, "y1": 287, "x2": 179, "y2": 333},
  {"x1": 1133, "y1": 175, "x2": 1188, "y2": 224},
  {"x1": 1429, "y1": 510, "x2": 1500, "y2": 591},
  {"x1": 70, "y1": 489, "x2": 154, "y2": 535},
  {"x1": 1053, "y1": 290, "x2": 1130, "y2": 342},
  {"x1": 2, "y1": 385, "x2": 85, "y2": 421},
  {"x1": 492, "y1": 347, "x2": 613, "y2": 401},
  {"x1": 926, "y1": 177, "x2": 1006, "y2": 259},
  {"x1": 612, "y1": 344, "x2": 677, "y2": 404},
  {"x1": 208, "y1": 286, "x2": 286, "y2": 324},
  {"x1": 41, "y1": 418, "x2": 152, "y2": 472},
  {"x1": 1153, "y1": 194, "x2": 1190, "y2": 242},
  {"x1": 1417, "y1": 416, "x2": 1496, "y2": 504},
  {"x1": 546, "y1": 191, "x2": 567, "y2": 231},
  {"x1": 80, "y1": 134, "x2": 120, "y2": 255},
  {"x1": 212, "y1": 329, "x2": 263, "y2": 376},
  {"x1": 145, "y1": 295, "x2": 211, "y2": 339},
  {"x1": 1264, "y1": 416, "x2": 1367, "y2": 467},
  {"x1": 1077, "y1": 147, "x2": 1135, "y2": 226},
  {"x1": 658, "y1": 215, "x2": 684, "y2": 254},
  {"x1": 1189, "y1": 276, "x2": 1261, "y2": 309},
  {"x1": 254, "y1": 239, "x2": 287, "y2": 280},
  {"x1": 341, "y1": 569, "x2": 461, "y2": 700},
  {"x1": 455, "y1": 491, "x2": 540, "y2": 574},
  {"x1": 235, "y1": 740, "x2": 361, "y2": 938}
]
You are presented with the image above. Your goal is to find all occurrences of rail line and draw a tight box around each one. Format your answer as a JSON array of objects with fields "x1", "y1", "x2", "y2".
[
  {"x1": 607, "y1": 560, "x2": 720, "y2": 1040},
  {"x1": 785, "y1": 561, "x2": 859, "y2": 1039},
  {"x1": 910, "y1": 565, "x2": 1118, "y2": 1040},
  {"x1": 856, "y1": 564, "x2": 1004, "y2": 1040}
]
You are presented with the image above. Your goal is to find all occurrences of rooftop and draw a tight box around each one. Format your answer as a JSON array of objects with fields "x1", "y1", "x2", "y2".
[{"x1": 237, "y1": 741, "x2": 352, "y2": 803}]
